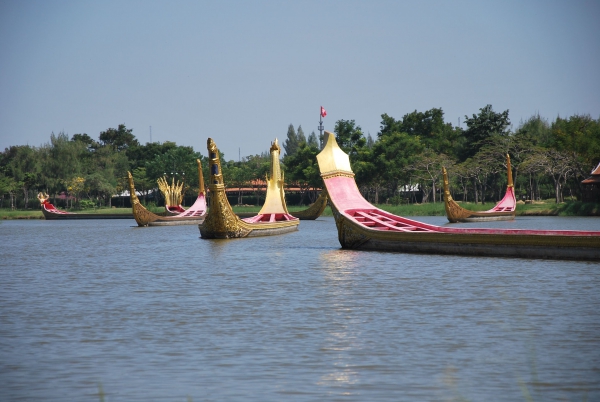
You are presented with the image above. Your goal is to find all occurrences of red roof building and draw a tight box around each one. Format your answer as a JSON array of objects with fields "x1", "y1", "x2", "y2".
[{"x1": 581, "y1": 162, "x2": 600, "y2": 202}]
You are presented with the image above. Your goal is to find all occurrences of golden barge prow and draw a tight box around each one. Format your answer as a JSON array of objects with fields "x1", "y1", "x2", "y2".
[
  {"x1": 198, "y1": 137, "x2": 299, "y2": 239},
  {"x1": 128, "y1": 159, "x2": 207, "y2": 226}
]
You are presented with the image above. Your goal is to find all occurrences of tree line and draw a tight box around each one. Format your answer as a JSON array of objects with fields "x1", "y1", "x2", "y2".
[
  {"x1": 282, "y1": 106, "x2": 599, "y2": 206},
  {"x1": 0, "y1": 123, "x2": 275, "y2": 209},
  {"x1": 1, "y1": 105, "x2": 599, "y2": 210}
]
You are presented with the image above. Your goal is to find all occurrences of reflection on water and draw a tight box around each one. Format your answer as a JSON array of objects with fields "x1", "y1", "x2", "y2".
[
  {"x1": 0, "y1": 217, "x2": 599, "y2": 401},
  {"x1": 318, "y1": 370, "x2": 359, "y2": 386}
]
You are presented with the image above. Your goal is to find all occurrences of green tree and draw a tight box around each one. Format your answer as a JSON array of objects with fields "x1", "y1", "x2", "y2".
[
  {"x1": 0, "y1": 175, "x2": 20, "y2": 210},
  {"x1": 131, "y1": 167, "x2": 154, "y2": 204},
  {"x1": 445, "y1": 162, "x2": 473, "y2": 202},
  {"x1": 38, "y1": 132, "x2": 87, "y2": 198},
  {"x1": 65, "y1": 176, "x2": 85, "y2": 208},
  {"x1": 550, "y1": 114, "x2": 600, "y2": 188},
  {"x1": 409, "y1": 150, "x2": 454, "y2": 203},
  {"x1": 84, "y1": 172, "x2": 116, "y2": 207},
  {"x1": 366, "y1": 133, "x2": 374, "y2": 149},
  {"x1": 126, "y1": 141, "x2": 178, "y2": 170},
  {"x1": 352, "y1": 145, "x2": 384, "y2": 204},
  {"x1": 4, "y1": 145, "x2": 41, "y2": 208},
  {"x1": 458, "y1": 157, "x2": 490, "y2": 204},
  {"x1": 227, "y1": 164, "x2": 254, "y2": 205},
  {"x1": 283, "y1": 124, "x2": 299, "y2": 156},
  {"x1": 146, "y1": 146, "x2": 203, "y2": 204},
  {"x1": 334, "y1": 119, "x2": 366, "y2": 160},
  {"x1": 515, "y1": 113, "x2": 552, "y2": 148},
  {"x1": 242, "y1": 153, "x2": 271, "y2": 205},
  {"x1": 72, "y1": 133, "x2": 99, "y2": 149},
  {"x1": 83, "y1": 144, "x2": 129, "y2": 207},
  {"x1": 378, "y1": 113, "x2": 403, "y2": 138},
  {"x1": 297, "y1": 125, "x2": 307, "y2": 145},
  {"x1": 370, "y1": 132, "x2": 424, "y2": 203},
  {"x1": 461, "y1": 105, "x2": 510, "y2": 160},
  {"x1": 521, "y1": 148, "x2": 577, "y2": 203},
  {"x1": 399, "y1": 108, "x2": 462, "y2": 156},
  {"x1": 283, "y1": 142, "x2": 322, "y2": 204},
  {"x1": 307, "y1": 131, "x2": 319, "y2": 148},
  {"x1": 99, "y1": 124, "x2": 139, "y2": 151}
]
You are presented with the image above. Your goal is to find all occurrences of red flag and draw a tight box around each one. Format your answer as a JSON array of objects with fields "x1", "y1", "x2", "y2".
[{"x1": 320, "y1": 106, "x2": 327, "y2": 118}]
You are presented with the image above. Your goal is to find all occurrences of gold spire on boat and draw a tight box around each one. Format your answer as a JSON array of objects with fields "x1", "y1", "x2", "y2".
[
  {"x1": 197, "y1": 158, "x2": 205, "y2": 195},
  {"x1": 316, "y1": 131, "x2": 354, "y2": 179},
  {"x1": 506, "y1": 154, "x2": 513, "y2": 188},
  {"x1": 258, "y1": 138, "x2": 289, "y2": 215}
]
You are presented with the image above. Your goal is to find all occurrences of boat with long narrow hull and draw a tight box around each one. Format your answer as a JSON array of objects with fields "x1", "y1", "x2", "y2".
[
  {"x1": 443, "y1": 154, "x2": 516, "y2": 222},
  {"x1": 291, "y1": 189, "x2": 328, "y2": 220},
  {"x1": 38, "y1": 193, "x2": 133, "y2": 219},
  {"x1": 199, "y1": 138, "x2": 299, "y2": 238},
  {"x1": 128, "y1": 159, "x2": 207, "y2": 226},
  {"x1": 316, "y1": 131, "x2": 600, "y2": 261}
]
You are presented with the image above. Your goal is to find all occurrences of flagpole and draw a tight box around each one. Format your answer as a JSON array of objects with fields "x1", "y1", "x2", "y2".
[{"x1": 318, "y1": 106, "x2": 325, "y2": 149}]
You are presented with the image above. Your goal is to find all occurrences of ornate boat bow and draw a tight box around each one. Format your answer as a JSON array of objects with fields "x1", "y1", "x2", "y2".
[
  {"x1": 199, "y1": 137, "x2": 298, "y2": 239},
  {"x1": 127, "y1": 159, "x2": 207, "y2": 226},
  {"x1": 200, "y1": 138, "x2": 252, "y2": 238}
]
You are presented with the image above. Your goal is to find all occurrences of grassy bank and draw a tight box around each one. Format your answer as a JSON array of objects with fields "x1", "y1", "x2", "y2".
[
  {"x1": 0, "y1": 207, "x2": 133, "y2": 220},
  {"x1": 2, "y1": 200, "x2": 598, "y2": 220},
  {"x1": 376, "y1": 199, "x2": 600, "y2": 217},
  {"x1": 516, "y1": 200, "x2": 600, "y2": 216},
  {"x1": 233, "y1": 199, "x2": 600, "y2": 217},
  {"x1": 290, "y1": 199, "x2": 599, "y2": 217}
]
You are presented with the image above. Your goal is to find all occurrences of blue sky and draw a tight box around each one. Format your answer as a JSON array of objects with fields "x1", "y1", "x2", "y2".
[{"x1": 1, "y1": 0, "x2": 599, "y2": 160}]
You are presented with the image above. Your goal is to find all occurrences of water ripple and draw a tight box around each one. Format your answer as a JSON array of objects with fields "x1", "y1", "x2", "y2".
[{"x1": 0, "y1": 217, "x2": 599, "y2": 401}]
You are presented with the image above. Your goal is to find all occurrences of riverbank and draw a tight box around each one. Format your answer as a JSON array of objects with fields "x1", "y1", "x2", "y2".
[
  {"x1": 378, "y1": 200, "x2": 600, "y2": 216},
  {"x1": 0, "y1": 207, "x2": 134, "y2": 220},
  {"x1": 232, "y1": 199, "x2": 600, "y2": 217},
  {"x1": 2, "y1": 200, "x2": 599, "y2": 220},
  {"x1": 376, "y1": 199, "x2": 600, "y2": 217}
]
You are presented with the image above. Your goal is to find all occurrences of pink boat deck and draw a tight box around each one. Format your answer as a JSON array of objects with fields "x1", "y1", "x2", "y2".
[
  {"x1": 171, "y1": 194, "x2": 207, "y2": 218},
  {"x1": 486, "y1": 186, "x2": 516, "y2": 212},
  {"x1": 242, "y1": 213, "x2": 297, "y2": 223},
  {"x1": 43, "y1": 202, "x2": 70, "y2": 214},
  {"x1": 326, "y1": 176, "x2": 600, "y2": 237}
]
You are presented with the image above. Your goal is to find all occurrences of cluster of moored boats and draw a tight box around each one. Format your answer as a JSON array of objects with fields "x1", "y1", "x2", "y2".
[{"x1": 38, "y1": 133, "x2": 600, "y2": 261}]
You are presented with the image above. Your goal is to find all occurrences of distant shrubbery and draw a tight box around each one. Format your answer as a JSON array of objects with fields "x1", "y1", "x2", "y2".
[{"x1": 1, "y1": 107, "x2": 599, "y2": 211}]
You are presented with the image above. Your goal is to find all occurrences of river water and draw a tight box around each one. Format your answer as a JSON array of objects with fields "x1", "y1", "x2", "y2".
[{"x1": 1, "y1": 216, "x2": 599, "y2": 401}]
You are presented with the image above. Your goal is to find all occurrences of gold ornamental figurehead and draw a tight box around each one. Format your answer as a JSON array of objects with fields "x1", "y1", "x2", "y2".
[
  {"x1": 258, "y1": 138, "x2": 289, "y2": 215},
  {"x1": 316, "y1": 131, "x2": 354, "y2": 179},
  {"x1": 199, "y1": 138, "x2": 251, "y2": 238},
  {"x1": 157, "y1": 176, "x2": 184, "y2": 209}
]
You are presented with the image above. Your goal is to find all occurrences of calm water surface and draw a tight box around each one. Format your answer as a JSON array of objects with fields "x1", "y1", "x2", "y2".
[{"x1": 1, "y1": 216, "x2": 599, "y2": 401}]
